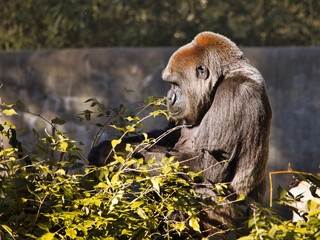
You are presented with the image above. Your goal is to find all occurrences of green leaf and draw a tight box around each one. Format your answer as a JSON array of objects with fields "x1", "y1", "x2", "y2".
[
  {"x1": 144, "y1": 96, "x2": 156, "y2": 105},
  {"x1": 307, "y1": 199, "x2": 319, "y2": 212},
  {"x1": 226, "y1": 231, "x2": 237, "y2": 240},
  {"x1": 52, "y1": 117, "x2": 66, "y2": 125},
  {"x1": 32, "y1": 128, "x2": 39, "y2": 138},
  {"x1": 15, "y1": 99, "x2": 26, "y2": 110},
  {"x1": 309, "y1": 209, "x2": 320, "y2": 217},
  {"x1": 277, "y1": 185, "x2": 287, "y2": 199},
  {"x1": 2, "y1": 109, "x2": 17, "y2": 116}
]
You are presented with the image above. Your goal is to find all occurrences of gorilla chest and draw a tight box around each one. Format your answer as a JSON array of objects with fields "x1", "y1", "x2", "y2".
[{"x1": 174, "y1": 126, "x2": 205, "y2": 152}]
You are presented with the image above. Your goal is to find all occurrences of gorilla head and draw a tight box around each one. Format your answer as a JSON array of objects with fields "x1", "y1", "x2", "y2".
[{"x1": 162, "y1": 32, "x2": 243, "y2": 125}]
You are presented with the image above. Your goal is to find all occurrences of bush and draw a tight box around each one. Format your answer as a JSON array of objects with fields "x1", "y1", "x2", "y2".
[
  {"x1": 0, "y1": 96, "x2": 212, "y2": 239},
  {"x1": 1, "y1": 95, "x2": 320, "y2": 239}
]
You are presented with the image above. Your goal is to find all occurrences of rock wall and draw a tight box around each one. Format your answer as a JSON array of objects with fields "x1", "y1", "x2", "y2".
[{"x1": 1, "y1": 47, "x2": 320, "y2": 193}]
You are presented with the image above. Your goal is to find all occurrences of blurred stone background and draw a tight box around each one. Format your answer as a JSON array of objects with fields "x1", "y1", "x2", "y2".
[{"x1": 1, "y1": 47, "x2": 320, "y2": 196}]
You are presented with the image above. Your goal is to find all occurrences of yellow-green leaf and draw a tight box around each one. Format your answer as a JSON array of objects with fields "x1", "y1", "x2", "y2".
[
  {"x1": 55, "y1": 169, "x2": 65, "y2": 175},
  {"x1": 94, "y1": 182, "x2": 109, "y2": 189},
  {"x1": 237, "y1": 194, "x2": 245, "y2": 201},
  {"x1": 151, "y1": 177, "x2": 161, "y2": 193},
  {"x1": 3, "y1": 148, "x2": 18, "y2": 156},
  {"x1": 114, "y1": 154, "x2": 124, "y2": 164},
  {"x1": 309, "y1": 209, "x2": 320, "y2": 217},
  {"x1": 125, "y1": 143, "x2": 133, "y2": 152},
  {"x1": 162, "y1": 166, "x2": 172, "y2": 174},
  {"x1": 109, "y1": 197, "x2": 119, "y2": 212},
  {"x1": 189, "y1": 217, "x2": 200, "y2": 232},
  {"x1": 65, "y1": 228, "x2": 77, "y2": 238},
  {"x1": 59, "y1": 141, "x2": 69, "y2": 151},
  {"x1": 39, "y1": 232, "x2": 55, "y2": 240},
  {"x1": 172, "y1": 161, "x2": 179, "y2": 169},
  {"x1": 110, "y1": 125, "x2": 126, "y2": 132},
  {"x1": 125, "y1": 159, "x2": 136, "y2": 166},
  {"x1": 137, "y1": 158, "x2": 144, "y2": 168},
  {"x1": 1, "y1": 225, "x2": 14, "y2": 238},
  {"x1": 126, "y1": 125, "x2": 135, "y2": 132},
  {"x1": 137, "y1": 208, "x2": 148, "y2": 219},
  {"x1": 307, "y1": 199, "x2": 319, "y2": 212},
  {"x1": 111, "y1": 139, "x2": 121, "y2": 149},
  {"x1": 127, "y1": 116, "x2": 140, "y2": 121},
  {"x1": 175, "y1": 222, "x2": 186, "y2": 232},
  {"x1": 2, "y1": 109, "x2": 17, "y2": 116},
  {"x1": 132, "y1": 200, "x2": 144, "y2": 209}
]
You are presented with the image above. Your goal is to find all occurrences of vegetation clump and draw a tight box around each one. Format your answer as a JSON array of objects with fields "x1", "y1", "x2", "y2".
[{"x1": 0, "y1": 95, "x2": 320, "y2": 239}]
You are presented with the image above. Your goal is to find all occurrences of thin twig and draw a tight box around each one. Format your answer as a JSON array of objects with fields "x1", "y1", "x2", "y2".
[{"x1": 91, "y1": 112, "x2": 114, "y2": 149}]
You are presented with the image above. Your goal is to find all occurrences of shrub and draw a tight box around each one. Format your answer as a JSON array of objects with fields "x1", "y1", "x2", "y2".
[
  {"x1": 1, "y1": 95, "x2": 320, "y2": 239},
  {"x1": 0, "y1": 96, "x2": 215, "y2": 239}
]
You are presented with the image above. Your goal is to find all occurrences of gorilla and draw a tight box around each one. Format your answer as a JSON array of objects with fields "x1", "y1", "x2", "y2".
[{"x1": 88, "y1": 32, "x2": 272, "y2": 231}]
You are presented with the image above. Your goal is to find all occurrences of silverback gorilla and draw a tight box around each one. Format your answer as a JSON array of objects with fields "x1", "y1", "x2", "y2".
[{"x1": 88, "y1": 32, "x2": 272, "y2": 231}]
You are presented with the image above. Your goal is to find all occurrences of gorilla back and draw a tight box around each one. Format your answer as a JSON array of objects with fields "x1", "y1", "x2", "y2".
[{"x1": 88, "y1": 32, "x2": 272, "y2": 231}]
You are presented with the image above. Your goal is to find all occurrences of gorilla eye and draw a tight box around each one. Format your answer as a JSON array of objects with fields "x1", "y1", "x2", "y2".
[{"x1": 196, "y1": 65, "x2": 209, "y2": 79}]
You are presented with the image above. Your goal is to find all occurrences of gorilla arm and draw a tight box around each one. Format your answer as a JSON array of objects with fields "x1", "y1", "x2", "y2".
[
  {"x1": 201, "y1": 72, "x2": 272, "y2": 199},
  {"x1": 88, "y1": 121, "x2": 182, "y2": 166}
]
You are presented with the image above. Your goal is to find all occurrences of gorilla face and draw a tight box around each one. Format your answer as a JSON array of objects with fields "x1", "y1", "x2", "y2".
[{"x1": 162, "y1": 44, "x2": 214, "y2": 125}]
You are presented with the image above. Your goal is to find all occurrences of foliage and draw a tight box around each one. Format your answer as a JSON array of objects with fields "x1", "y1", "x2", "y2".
[
  {"x1": 1, "y1": 0, "x2": 320, "y2": 50},
  {"x1": 0, "y1": 97, "x2": 221, "y2": 239},
  {"x1": 1, "y1": 95, "x2": 320, "y2": 239},
  {"x1": 239, "y1": 180, "x2": 320, "y2": 240}
]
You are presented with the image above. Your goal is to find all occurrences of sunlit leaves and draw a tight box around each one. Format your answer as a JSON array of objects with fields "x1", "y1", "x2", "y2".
[{"x1": 4, "y1": 96, "x2": 320, "y2": 240}]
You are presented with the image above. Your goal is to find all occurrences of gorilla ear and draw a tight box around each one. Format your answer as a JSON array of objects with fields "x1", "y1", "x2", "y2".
[{"x1": 196, "y1": 65, "x2": 209, "y2": 80}]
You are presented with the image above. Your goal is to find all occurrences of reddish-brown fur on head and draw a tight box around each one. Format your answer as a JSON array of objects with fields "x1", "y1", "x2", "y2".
[{"x1": 167, "y1": 45, "x2": 204, "y2": 77}]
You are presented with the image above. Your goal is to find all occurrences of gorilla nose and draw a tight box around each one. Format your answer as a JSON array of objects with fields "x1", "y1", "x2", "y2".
[{"x1": 167, "y1": 90, "x2": 176, "y2": 107}]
